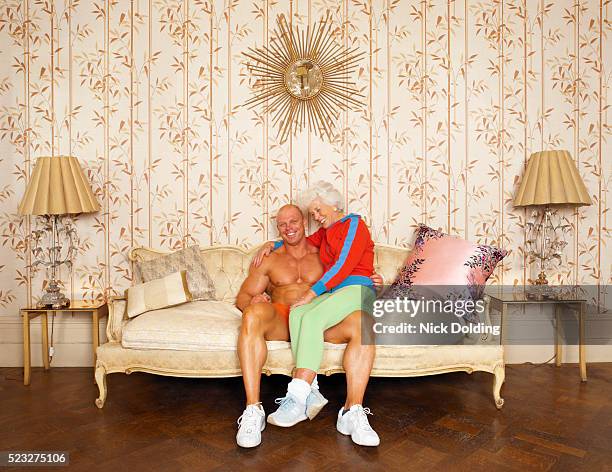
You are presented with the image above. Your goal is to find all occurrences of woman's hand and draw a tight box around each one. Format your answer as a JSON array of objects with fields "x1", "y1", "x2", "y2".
[
  {"x1": 291, "y1": 289, "x2": 317, "y2": 309},
  {"x1": 251, "y1": 241, "x2": 275, "y2": 267},
  {"x1": 370, "y1": 272, "x2": 384, "y2": 287}
]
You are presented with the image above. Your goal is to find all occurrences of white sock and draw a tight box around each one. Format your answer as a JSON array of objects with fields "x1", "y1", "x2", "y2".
[
  {"x1": 246, "y1": 402, "x2": 264, "y2": 413},
  {"x1": 287, "y1": 378, "x2": 311, "y2": 405},
  {"x1": 311, "y1": 376, "x2": 319, "y2": 390}
]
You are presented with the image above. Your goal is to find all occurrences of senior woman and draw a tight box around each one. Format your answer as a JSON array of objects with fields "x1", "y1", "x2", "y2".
[{"x1": 253, "y1": 180, "x2": 379, "y2": 446}]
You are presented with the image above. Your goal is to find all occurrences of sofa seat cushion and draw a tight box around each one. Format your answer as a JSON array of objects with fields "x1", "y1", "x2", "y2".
[
  {"x1": 121, "y1": 300, "x2": 352, "y2": 353},
  {"x1": 122, "y1": 300, "x2": 244, "y2": 352}
]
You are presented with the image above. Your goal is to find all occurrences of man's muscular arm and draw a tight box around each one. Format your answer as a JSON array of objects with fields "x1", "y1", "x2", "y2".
[{"x1": 235, "y1": 259, "x2": 272, "y2": 312}]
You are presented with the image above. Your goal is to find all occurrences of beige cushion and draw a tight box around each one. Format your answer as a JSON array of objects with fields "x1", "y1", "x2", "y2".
[
  {"x1": 122, "y1": 300, "x2": 244, "y2": 351},
  {"x1": 137, "y1": 245, "x2": 216, "y2": 300},
  {"x1": 126, "y1": 271, "x2": 192, "y2": 318}
]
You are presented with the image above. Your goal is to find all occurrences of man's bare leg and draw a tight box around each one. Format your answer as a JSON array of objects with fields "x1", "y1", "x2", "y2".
[
  {"x1": 324, "y1": 310, "x2": 379, "y2": 446},
  {"x1": 324, "y1": 310, "x2": 375, "y2": 408},
  {"x1": 237, "y1": 303, "x2": 289, "y2": 405}
]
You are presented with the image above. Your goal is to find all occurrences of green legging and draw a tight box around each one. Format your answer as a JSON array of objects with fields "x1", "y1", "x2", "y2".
[{"x1": 289, "y1": 285, "x2": 375, "y2": 372}]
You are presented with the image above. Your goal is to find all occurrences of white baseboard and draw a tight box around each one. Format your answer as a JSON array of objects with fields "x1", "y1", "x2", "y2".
[
  {"x1": 503, "y1": 344, "x2": 612, "y2": 364},
  {"x1": 1, "y1": 342, "x2": 98, "y2": 367},
  {"x1": 0, "y1": 318, "x2": 107, "y2": 367},
  {"x1": 1, "y1": 342, "x2": 611, "y2": 368}
]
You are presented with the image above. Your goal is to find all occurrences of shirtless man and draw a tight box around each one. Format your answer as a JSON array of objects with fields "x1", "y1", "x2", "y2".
[{"x1": 235, "y1": 204, "x2": 377, "y2": 448}]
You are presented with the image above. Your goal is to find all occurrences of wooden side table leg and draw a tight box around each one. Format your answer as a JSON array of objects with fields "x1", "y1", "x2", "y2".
[
  {"x1": 92, "y1": 309, "x2": 100, "y2": 366},
  {"x1": 22, "y1": 313, "x2": 31, "y2": 386},
  {"x1": 579, "y1": 302, "x2": 587, "y2": 382},
  {"x1": 41, "y1": 311, "x2": 50, "y2": 370},
  {"x1": 555, "y1": 305, "x2": 562, "y2": 367}
]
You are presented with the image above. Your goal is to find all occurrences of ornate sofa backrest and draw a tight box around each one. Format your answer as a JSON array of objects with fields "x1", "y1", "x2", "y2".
[{"x1": 129, "y1": 244, "x2": 410, "y2": 303}]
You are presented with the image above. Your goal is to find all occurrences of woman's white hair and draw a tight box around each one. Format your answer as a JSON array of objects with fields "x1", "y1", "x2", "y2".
[{"x1": 297, "y1": 180, "x2": 344, "y2": 213}]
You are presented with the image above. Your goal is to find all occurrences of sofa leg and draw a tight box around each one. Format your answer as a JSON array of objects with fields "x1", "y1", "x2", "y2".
[
  {"x1": 95, "y1": 364, "x2": 107, "y2": 409},
  {"x1": 493, "y1": 364, "x2": 505, "y2": 409}
]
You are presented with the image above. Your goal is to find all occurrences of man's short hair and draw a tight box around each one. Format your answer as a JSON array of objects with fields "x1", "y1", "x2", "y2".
[{"x1": 275, "y1": 204, "x2": 304, "y2": 219}]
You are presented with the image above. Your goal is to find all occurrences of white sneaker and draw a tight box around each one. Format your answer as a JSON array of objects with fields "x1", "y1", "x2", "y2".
[
  {"x1": 236, "y1": 404, "x2": 266, "y2": 448},
  {"x1": 267, "y1": 393, "x2": 307, "y2": 427},
  {"x1": 336, "y1": 405, "x2": 380, "y2": 446},
  {"x1": 305, "y1": 386, "x2": 328, "y2": 420}
]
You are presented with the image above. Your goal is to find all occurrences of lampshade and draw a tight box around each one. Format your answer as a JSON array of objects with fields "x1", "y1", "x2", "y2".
[
  {"x1": 513, "y1": 150, "x2": 592, "y2": 207},
  {"x1": 18, "y1": 155, "x2": 100, "y2": 215}
]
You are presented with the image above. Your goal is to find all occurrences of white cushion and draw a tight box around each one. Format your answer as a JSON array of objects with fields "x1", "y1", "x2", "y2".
[
  {"x1": 122, "y1": 300, "x2": 243, "y2": 352},
  {"x1": 126, "y1": 270, "x2": 191, "y2": 318}
]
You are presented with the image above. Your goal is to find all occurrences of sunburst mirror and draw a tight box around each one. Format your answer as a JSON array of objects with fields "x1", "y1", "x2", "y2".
[{"x1": 243, "y1": 12, "x2": 365, "y2": 143}]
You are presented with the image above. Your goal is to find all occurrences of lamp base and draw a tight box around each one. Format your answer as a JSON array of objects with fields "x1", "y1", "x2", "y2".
[
  {"x1": 534, "y1": 271, "x2": 549, "y2": 286},
  {"x1": 529, "y1": 271, "x2": 555, "y2": 300},
  {"x1": 37, "y1": 279, "x2": 70, "y2": 309}
]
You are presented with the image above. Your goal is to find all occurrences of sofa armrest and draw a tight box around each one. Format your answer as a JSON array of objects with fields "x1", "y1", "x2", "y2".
[{"x1": 106, "y1": 296, "x2": 128, "y2": 342}]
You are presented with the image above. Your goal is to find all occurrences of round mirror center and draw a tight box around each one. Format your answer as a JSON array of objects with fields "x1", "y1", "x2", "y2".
[{"x1": 285, "y1": 60, "x2": 323, "y2": 99}]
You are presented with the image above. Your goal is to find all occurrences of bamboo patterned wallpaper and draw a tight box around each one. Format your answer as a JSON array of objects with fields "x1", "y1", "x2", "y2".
[{"x1": 0, "y1": 0, "x2": 609, "y2": 310}]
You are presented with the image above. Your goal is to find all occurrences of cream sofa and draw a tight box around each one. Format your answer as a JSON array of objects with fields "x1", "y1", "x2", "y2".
[{"x1": 95, "y1": 244, "x2": 505, "y2": 409}]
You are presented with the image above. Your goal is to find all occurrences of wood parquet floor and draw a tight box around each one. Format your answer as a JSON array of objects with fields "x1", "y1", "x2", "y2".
[{"x1": 1, "y1": 364, "x2": 611, "y2": 472}]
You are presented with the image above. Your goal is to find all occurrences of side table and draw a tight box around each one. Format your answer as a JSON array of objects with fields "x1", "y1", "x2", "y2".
[
  {"x1": 20, "y1": 301, "x2": 108, "y2": 386},
  {"x1": 486, "y1": 288, "x2": 587, "y2": 381}
]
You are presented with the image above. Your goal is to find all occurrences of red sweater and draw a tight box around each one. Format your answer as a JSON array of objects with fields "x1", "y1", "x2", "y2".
[{"x1": 306, "y1": 213, "x2": 375, "y2": 296}]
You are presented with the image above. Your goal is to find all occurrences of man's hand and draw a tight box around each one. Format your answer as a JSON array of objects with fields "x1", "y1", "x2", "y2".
[
  {"x1": 250, "y1": 293, "x2": 271, "y2": 305},
  {"x1": 291, "y1": 289, "x2": 316, "y2": 309},
  {"x1": 251, "y1": 241, "x2": 276, "y2": 268}
]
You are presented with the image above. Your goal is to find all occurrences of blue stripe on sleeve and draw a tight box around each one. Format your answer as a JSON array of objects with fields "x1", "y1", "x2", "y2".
[
  {"x1": 311, "y1": 281, "x2": 327, "y2": 296},
  {"x1": 318, "y1": 215, "x2": 359, "y2": 288}
]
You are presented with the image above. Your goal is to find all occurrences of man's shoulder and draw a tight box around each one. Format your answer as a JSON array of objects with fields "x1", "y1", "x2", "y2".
[
  {"x1": 247, "y1": 252, "x2": 275, "y2": 276},
  {"x1": 256, "y1": 250, "x2": 285, "y2": 271},
  {"x1": 306, "y1": 242, "x2": 319, "y2": 254}
]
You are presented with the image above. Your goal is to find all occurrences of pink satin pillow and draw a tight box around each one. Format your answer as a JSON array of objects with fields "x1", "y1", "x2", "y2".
[{"x1": 391, "y1": 224, "x2": 507, "y2": 290}]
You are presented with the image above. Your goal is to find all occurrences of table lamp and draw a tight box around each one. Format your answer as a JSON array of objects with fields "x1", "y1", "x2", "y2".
[
  {"x1": 514, "y1": 150, "x2": 592, "y2": 285},
  {"x1": 18, "y1": 156, "x2": 100, "y2": 308}
]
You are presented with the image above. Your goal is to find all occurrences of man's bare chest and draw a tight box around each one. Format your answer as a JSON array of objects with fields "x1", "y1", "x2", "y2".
[{"x1": 268, "y1": 253, "x2": 323, "y2": 286}]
